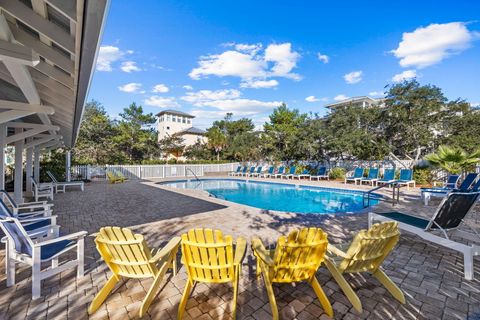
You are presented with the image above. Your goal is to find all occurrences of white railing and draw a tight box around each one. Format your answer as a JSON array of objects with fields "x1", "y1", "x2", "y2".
[{"x1": 70, "y1": 163, "x2": 240, "y2": 180}]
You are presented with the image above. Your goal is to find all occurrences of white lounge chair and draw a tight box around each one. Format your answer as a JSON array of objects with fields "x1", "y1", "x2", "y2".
[
  {"x1": 345, "y1": 168, "x2": 364, "y2": 185},
  {"x1": 260, "y1": 167, "x2": 275, "y2": 178},
  {"x1": 47, "y1": 171, "x2": 84, "y2": 193},
  {"x1": 0, "y1": 190, "x2": 53, "y2": 216},
  {"x1": 369, "y1": 191, "x2": 480, "y2": 280},
  {"x1": 0, "y1": 217, "x2": 86, "y2": 299},
  {"x1": 310, "y1": 167, "x2": 329, "y2": 181},
  {"x1": 31, "y1": 176, "x2": 54, "y2": 201}
]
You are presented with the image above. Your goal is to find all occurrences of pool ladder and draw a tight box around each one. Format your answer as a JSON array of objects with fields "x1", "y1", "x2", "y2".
[
  {"x1": 363, "y1": 182, "x2": 402, "y2": 208},
  {"x1": 186, "y1": 168, "x2": 200, "y2": 181}
]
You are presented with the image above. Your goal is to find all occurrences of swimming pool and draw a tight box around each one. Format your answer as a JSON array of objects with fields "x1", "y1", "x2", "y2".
[{"x1": 159, "y1": 179, "x2": 379, "y2": 214}]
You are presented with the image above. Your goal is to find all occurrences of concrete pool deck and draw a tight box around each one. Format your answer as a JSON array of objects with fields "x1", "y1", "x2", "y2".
[{"x1": 0, "y1": 176, "x2": 479, "y2": 319}]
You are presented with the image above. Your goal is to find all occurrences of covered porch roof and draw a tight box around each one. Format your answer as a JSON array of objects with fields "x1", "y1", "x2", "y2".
[{"x1": 0, "y1": 0, "x2": 109, "y2": 149}]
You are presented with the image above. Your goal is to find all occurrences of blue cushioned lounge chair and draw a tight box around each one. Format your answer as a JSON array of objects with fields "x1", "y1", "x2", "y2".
[
  {"x1": 233, "y1": 166, "x2": 247, "y2": 176},
  {"x1": 260, "y1": 166, "x2": 275, "y2": 178},
  {"x1": 292, "y1": 169, "x2": 311, "y2": 180},
  {"x1": 274, "y1": 166, "x2": 285, "y2": 179},
  {"x1": 393, "y1": 169, "x2": 416, "y2": 190},
  {"x1": 360, "y1": 168, "x2": 379, "y2": 186},
  {"x1": 242, "y1": 166, "x2": 255, "y2": 177},
  {"x1": 0, "y1": 198, "x2": 57, "y2": 234},
  {"x1": 249, "y1": 166, "x2": 263, "y2": 177},
  {"x1": 310, "y1": 167, "x2": 329, "y2": 181},
  {"x1": 421, "y1": 173, "x2": 478, "y2": 205},
  {"x1": 228, "y1": 166, "x2": 242, "y2": 176},
  {"x1": 0, "y1": 216, "x2": 87, "y2": 299},
  {"x1": 376, "y1": 168, "x2": 396, "y2": 187},
  {"x1": 369, "y1": 191, "x2": 480, "y2": 280},
  {"x1": 282, "y1": 166, "x2": 297, "y2": 179},
  {"x1": 345, "y1": 168, "x2": 365, "y2": 185}
]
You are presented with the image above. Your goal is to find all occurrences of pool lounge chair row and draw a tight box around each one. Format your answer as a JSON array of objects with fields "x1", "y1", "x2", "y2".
[
  {"x1": 228, "y1": 165, "x2": 330, "y2": 180},
  {"x1": 420, "y1": 172, "x2": 479, "y2": 205},
  {"x1": 87, "y1": 222, "x2": 404, "y2": 319},
  {"x1": 30, "y1": 171, "x2": 85, "y2": 202},
  {"x1": 345, "y1": 167, "x2": 416, "y2": 189}
]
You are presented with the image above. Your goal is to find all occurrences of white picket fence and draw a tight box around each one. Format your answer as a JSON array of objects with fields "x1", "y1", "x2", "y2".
[{"x1": 71, "y1": 163, "x2": 240, "y2": 180}]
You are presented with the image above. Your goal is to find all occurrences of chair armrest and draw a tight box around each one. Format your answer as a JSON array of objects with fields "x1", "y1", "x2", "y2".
[
  {"x1": 34, "y1": 231, "x2": 88, "y2": 247},
  {"x1": 150, "y1": 237, "x2": 181, "y2": 263},
  {"x1": 251, "y1": 237, "x2": 274, "y2": 266},
  {"x1": 17, "y1": 210, "x2": 51, "y2": 218},
  {"x1": 234, "y1": 237, "x2": 247, "y2": 265},
  {"x1": 16, "y1": 204, "x2": 53, "y2": 211},
  {"x1": 327, "y1": 244, "x2": 348, "y2": 258},
  {"x1": 18, "y1": 200, "x2": 50, "y2": 207}
]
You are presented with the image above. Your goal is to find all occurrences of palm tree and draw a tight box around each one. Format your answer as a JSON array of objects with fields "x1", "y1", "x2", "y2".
[
  {"x1": 425, "y1": 145, "x2": 480, "y2": 174},
  {"x1": 207, "y1": 127, "x2": 227, "y2": 161}
]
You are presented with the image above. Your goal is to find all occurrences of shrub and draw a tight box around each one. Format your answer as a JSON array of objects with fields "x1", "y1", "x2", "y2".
[
  {"x1": 413, "y1": 167, "x2": 433, "y2": 185},
  {"x1": 329, "y1": 167, "x2": 346, "y2": 180}
]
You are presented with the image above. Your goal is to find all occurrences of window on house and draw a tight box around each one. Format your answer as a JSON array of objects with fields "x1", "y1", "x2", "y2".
[
  {"x1": 187, "y1": 119, "x2": 191, "y2": 124},
  {"x1": 182, "y1": 118, "x2": 186, "y2": 123},
  {"x1": 167, "y1": 115, "x2": 171, "y2": 121}
]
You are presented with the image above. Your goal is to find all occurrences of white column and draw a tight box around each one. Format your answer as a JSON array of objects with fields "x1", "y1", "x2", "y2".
[
  {"x1": 14, "y1": 128, "x2": 24, "y2": 203},
  {"x1": 66, "y1": 150, "x2": 71, "y2": 182},
  {"x1": 34, "y1": 146, "x2": 40, "y2": 182},
  {"x1": 0, "y1": 123, "x2": 6, "y2": 190},
  {"x1": 25, "y1": 142, "x2": 33, "y2": 195}
]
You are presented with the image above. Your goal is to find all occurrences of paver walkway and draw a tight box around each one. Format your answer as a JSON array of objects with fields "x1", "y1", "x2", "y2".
[{"x1": 0, "y1": 177, "x2": 479, "y2": 319}]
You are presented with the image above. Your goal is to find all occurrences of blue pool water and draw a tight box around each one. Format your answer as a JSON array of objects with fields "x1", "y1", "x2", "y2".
[{"x1": 159, "y1": 179, "x2": 378, "y2": 214}]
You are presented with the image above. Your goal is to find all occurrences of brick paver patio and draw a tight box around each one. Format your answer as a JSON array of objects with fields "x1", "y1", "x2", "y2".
[{"x1": 1, "y1": 177, "x2": 479, "y2": 319}]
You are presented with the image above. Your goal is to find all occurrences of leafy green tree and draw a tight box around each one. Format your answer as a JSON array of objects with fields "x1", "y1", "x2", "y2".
[
  {"x1": 441, "y1": 105, "x2": 480, "y2": 153},
  {"x1": 425, "y1": 145, "x2": 480, "y2": 174},
  {"x1": 206, "y1": 127, "x2": 227, "y2": 161},
  {"x1": 230, "y1": 132, "x2": 261, "y2": 162},
  {"x1": 183, "y1": 141, "x2": 213, "y2": 160},
  {"x1": 73, "y1": 100, "x2": 118, "y2": 164},
  {"x1": 158, "y1": 135, "x2": 185, "y2": 159},
  {"x1": 383, "y1": 80, "x2": 447, "y2": 160},
  {"x1": 263, "y1": 103, "x2": 307, "y2": 161},
  {"x1": 112, "y1": 102, "x2": 158, "y2": 163}
]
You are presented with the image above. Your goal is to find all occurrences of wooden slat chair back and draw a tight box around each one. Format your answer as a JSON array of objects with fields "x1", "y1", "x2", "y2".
[
  {"x1": 270, "y1": 228, "x2": 328, "y2": 283},
  {"x1": 181, "y1": 229, "x2": 234, "y2": 283},
  {"x1": 337, "y1": 221, "x2": 399, "y2": 273},
  {"x1": 252, "y1": 228, "x2": 333, "y2": 319},
  {"x1": 95, "y1": 227, "x2": 158, "y2": 278},
  {"x1": 324, "y1": 222, "x2": 404, "y2": 313},
  {"x1": 178, "y1": 228, "x2": 246, "y2": 319},
  {"x1": 89, "y1": 227, "x2": 180, "y2": 317}
]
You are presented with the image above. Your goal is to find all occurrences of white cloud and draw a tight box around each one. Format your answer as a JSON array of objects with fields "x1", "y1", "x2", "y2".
[
  {"x1": 190, "y1": 109, "x2": 254, "y2": 119},
  {"x1": 240, "y1": 79, "x2": 279, "y2": 89},
  {"x1": 183, "y1": 85, "x2": 193, "y2": 90},
  {"x1": 152, "y1": 84, "x2": 169, "y2": 93},
  {"x1": 344, "y1": 71, "x2": 363, "y2": 84},
  {"x1": 392, "y1": 22, "x2": 479, "y2": 69},
  {"x1": 470, "y1": 102, "x2": 479, "y2": 108},
  {"x1": 317, "y1": 53, "x2": 329, "y2": 64},
  {"x1": 305, "y1": 95, "x2": 319, "y2": 102},
  {"x1": 369, "y1": 91, "x2": 385, "y2": 97},
  {"x1": 120, "y1": 61, "x2": 141, "y2": 73},
  {"x1": 96, "y1": 46, "x2": 125, "y2": 71},
  {"x1": 118, "y1": 82, "x2": 142, "y2": 93},
  {"x1": 334, "y1": 94, "x2": 349, "y2": 101},
  {"x1": 189, "y1": 50, "x2": 266, "y2": 80},
  {"x1": 392, "y1": 70, "x2": 417, "y2": 83},
  {"x1": 189, "y1": 42, "x2": 301, "y2": 84},
  {"x1": 264, "y1": 43, "x2": 301, "y2": 80},
  {"x1": 201, "y1": 99, "x2": 280, "y2": 112},
  {"x1": 144, "y1": 96, "x2": 179, "y2": 108},
  {"x1": 181, "y1": 89, "x2": 241, "y2": 105}
]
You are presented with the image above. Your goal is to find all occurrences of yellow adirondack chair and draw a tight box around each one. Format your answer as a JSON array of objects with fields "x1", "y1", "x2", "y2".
[
  {"x1": 115, "y1": 170, "x2": 127, "y2": 182},
  {"x1": 252, "y1": 228, "x2": 333, "y2": 319},
  {"x1": 88, "y1": 227, "x2": 180, "y2": 317},
  {"x1": 178, "y1": 229, "x2": 246, "y2": 319},
  {"x1": 106, "y1": 171, "x2": 120, "y2": 183},
  {"x1": 324, "y1": 221, "x2": 405, "y2": 313}
]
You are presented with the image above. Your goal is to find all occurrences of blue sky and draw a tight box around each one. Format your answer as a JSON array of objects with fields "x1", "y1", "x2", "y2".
[{"x1": 88, "y1": 0, "x2": 480, "y2": 129}]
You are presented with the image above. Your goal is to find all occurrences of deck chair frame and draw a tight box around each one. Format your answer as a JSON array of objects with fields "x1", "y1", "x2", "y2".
[
  {"x1": 88, "y1": 227, "x2": 180, "y2": 317},
  {"x1": 0, "y1": 217, "x2": 86, "y2": 299},
  {"x1": 47, "y1": 171, "x2": 84, "y2": 193},
  {"x1": 369, "y1": 192, "x2": 480, "y2": 280},
  {"x1": 31, "y1": 176, "x2": 54, "y2": 201},
  {"x1": 252, "y1": 228, "x2": 333, "y2": 319}
]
